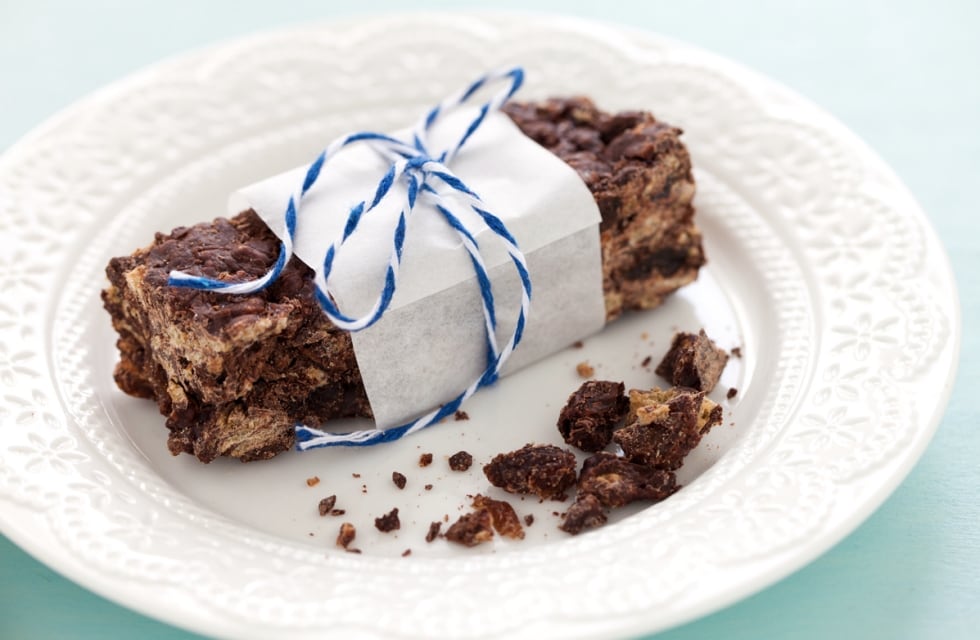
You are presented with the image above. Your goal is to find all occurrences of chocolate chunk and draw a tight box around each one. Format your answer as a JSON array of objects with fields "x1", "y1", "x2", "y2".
[
  {"x1": 557, "y1": 380, "x2": 629, "y2": 452},
  {"x1": 445, "y1": 510, "x2": 494, "y2": 547},
  {"x1": 425, "y1": 521, "x2": 442, "y2": 543},
  {"x1": 317, "y1": 495, "x2": 336, "y2": 516},
  {"x1": 727, "y1": 387, "x2": 738, "y2": 399},
  {"x1": 392, "y1": 471, "x2": 407, "y2": 489},
  {"x1": 655, "y1": 329, "x2": 729, "y2": 392},
  {"x1": 472, "y1": 495, "x2": 525, "y2": 540},
  {"x1": 559, "y1": 493, "x2": 608, "y2": 535},
  {"x1": 336, "y1": 522, "x2": 356, "y2": 549},
  {"x1": 615, "y1": 387, "x2": 722, "y2": 470},
  {"x1": 483, "y1": 444, "x2": 578, "y2": 500},
  {"x1": 419, "y1": 453, "x2": 433, "y2": 467},
  {"x1": 577, "y1": 452, "x2": 678, "y2": 507},
  {"x1": 374, "y1": 508, "x2": 400, "y2": 533},
  {"x1": 448, "y1": 451, "x2": 473, "y2": 472},
  {"x1": 628, "y1": 387, "x2": 723, "y2": 433}
]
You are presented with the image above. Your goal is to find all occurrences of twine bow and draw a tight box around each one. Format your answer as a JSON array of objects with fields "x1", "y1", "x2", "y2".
[{"x1": 169, "y1": 67, "x2": 532, "y2": 448}]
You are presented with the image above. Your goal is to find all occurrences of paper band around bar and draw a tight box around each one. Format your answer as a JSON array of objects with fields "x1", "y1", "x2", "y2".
[{"x1": 218, "y1": 70, "x2": 605, "y2": 444}]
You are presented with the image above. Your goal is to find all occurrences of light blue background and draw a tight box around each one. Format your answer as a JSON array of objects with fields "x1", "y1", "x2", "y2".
[{"x1": 1, "y1": 1, "x2": 976, "y2": 638}]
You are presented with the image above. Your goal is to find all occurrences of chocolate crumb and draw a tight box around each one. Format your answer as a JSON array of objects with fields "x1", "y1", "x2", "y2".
[
  {"x1": 656, "y1": 329, "x2": 729, "y2": 392},
  {"x1": 473, "y1": 494, "x2": 525, "y2": 539},
  {"x1": 448, "y1": 450, "x2": 474, "y2": 471},
  {"x1": 557, "y1": 380, "x2": 629, "y2": 452},
  {"x1": 484, "y1": 444, "x2": 578, "y2": 500},
  {"x1": 402, "y1": 549, "x2": 412, "y2": 557},
  {"x1": 375, "y1": 508, "x2": 401, "y2": 533},
  {"x1": 336, "y1": 522, "x2": 356, "y2": 549},
  {"x1": 424, "y1": 484, "x2": 433, "y2": 491},
  {"x1": 560, "y1": 493, "x2": 608, "y2": 535},
  {"x1": 641, "y1": 355, "x2": 652, "y2": 367},
  {"x1": 426, "y1": 521, "x2": 442, "y2": 542},
  {"x1": 419, "y1": 453, "x2": 433, "y2": 467},
  {"x1": 352, "y1": 473, "x2": 361, "y2": 478},
  {"x1": 454, "y1": 410, "x2": 470, "y2": 421},
  {"x1": 392, "y1": 471, "x2": 407, "y2": 489},
  {"x1": 445, "y1": 510, "x2": 494, "y2": 547},
  {"x1": 318, "y1": 495, "x2": 337, "y2": 516},
  {"x1": 576, "y1": 361, "x2": 595, "y2": 378},
  {"x1": 330, "y1": 509, "x2": 346, "y2": 516},
  {"x1": 347, "y1": 548, "x2": 362, "y2": 554},
  {"x1": 306, "y1": 476, "x2": 320, "y2": 487},
  {"x1": 572, "y1": 340, "x2": 584, "y2": 348},
  {"x1": 727, "y1": 387, "x2": 738, "y2": 399},
  {"x1": 524, "y1": 514, "x2": 534, "y2": 527},
  {"x1": 616, "y1": 387, "x2": 722, "y2": 470},
  {"x1": 578, "y1": 452, "x2": 678, "y2": 506},
  {"x1": 731, "y1": 346, "x2": 742, "y2": 358}
]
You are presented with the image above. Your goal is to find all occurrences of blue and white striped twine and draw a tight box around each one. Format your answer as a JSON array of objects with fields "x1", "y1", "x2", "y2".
[{"x1": 169, "y1": 66, "x2": 532, "y2": 449}]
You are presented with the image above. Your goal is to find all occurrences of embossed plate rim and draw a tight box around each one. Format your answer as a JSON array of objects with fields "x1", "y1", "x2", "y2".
[{"x1": 0, "y1": 11, "x2": 960, "y2": 640}]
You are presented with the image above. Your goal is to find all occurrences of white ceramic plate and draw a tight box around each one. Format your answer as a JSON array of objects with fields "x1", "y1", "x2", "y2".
[{"x1": 0, "y1": 12, "x2": 959, "y2": 640}]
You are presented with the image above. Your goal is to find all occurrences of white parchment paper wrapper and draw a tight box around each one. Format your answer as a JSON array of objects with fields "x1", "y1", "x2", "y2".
[{"x1": 230, "y1": 109, "x2": 604, "y2": 428}]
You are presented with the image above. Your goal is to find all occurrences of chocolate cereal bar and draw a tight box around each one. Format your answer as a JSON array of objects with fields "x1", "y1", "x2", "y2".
[{"x1": 102, "y1": 97, "x2": 705, "y2": 462}]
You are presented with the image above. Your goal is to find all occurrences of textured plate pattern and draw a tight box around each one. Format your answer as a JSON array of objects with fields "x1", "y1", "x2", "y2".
[{"x1": 0, "y1": 13, "x2": 958, "y2": 640}]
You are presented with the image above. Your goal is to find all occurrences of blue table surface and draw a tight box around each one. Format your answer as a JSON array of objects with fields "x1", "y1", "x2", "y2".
[{"x1": 1, "y1": 1, "x2": 977, "y2": 638}]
